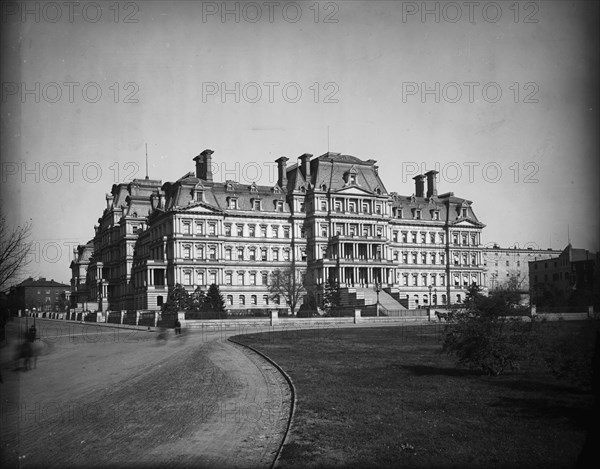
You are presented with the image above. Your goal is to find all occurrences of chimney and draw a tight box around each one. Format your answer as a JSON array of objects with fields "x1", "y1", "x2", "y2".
[
  {"x1": 275, "y1": 156, "x2": 289, "y2": 188},
  {"x1": 299, "y1": 153, "x2": 312, "y2": 183},
  {"x1": 193, "y1": 149, "x2": 214, "y2": 182},
  {"x1": 425, "y1": 170, "x2": 439, "y2": 198},
  {"x1": 413, "y1": 174, "x2": 425, "y2": 198},
  {"x1": 105, "y1": 194, "x2": 113, "y2": 209}
]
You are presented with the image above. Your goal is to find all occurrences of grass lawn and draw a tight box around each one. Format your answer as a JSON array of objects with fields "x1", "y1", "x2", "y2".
[{"x1": 234, "y1": 321, "x2": 596, "y2": 469}]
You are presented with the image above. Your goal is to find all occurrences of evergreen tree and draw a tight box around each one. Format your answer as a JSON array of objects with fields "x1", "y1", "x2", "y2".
[
  {"x1": 191, "y1": 286, "x2": 206, "y2": 312},
  {"x1": 204, "y1": 283, "x2": 226, "y2": 316},
  {"x1": 322, "y1": 276, "x2": 342, "y2": 316},
  {"x1": 162, "y1": 283, "x2": 192, "y2": 313}
]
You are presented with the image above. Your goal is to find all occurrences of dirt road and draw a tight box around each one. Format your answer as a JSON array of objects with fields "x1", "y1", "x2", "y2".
[{"x1": 0, "y1": 319, "x2": 291, "y2": 468}]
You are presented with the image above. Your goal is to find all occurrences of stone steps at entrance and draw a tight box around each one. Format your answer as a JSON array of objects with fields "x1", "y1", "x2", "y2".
[{"x1": 355, "y1": 287, "x2": 406, "y2": 311}]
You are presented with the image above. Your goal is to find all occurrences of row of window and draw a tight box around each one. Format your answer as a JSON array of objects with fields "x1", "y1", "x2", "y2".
[
  {"x1": 180, "y1": 220, "x2": 479, "y2": 245},
  {"x1": 224, "y1": 224, "x2": 291, "y2": 238},
  {"x1": 396, "y1": 271, "x2": 478, "y2": 287},
  {"x1": 328, "y1": 198, "x2": 384, "y2": 215},
  {"x1": 533, "y1": 271, "x2": 570, "y2": 283},
  {"x1": 225, "y1": 294, "x2": 280, "y2": 306},
  {"x1": 533, "y1": 260, "x2": 561, "y2": 270},
  {"x1": 399, "y1": 272, "x2": 447, "y2": 287},
  {"x1": 333, "y1": 223, "x2": 385, "y2": 238},
  {"x1": 484, "y1": 260, "x2": 522, "y2": 267},
  {"x1": 181, "y1": 245, "x2": 301, "y2": 262},
  {"x1": 224, "y1": 271, "x2": 268, "y2": 286},
  {"x1": 180, "y1": 270, "x2": 306, "y2": 286},
  {"x1": 182, "y1": 220, "x2": 293, "y2": 238},
  {"x1": 226, "y1": 197, "x2": 285, "y2": 212}
]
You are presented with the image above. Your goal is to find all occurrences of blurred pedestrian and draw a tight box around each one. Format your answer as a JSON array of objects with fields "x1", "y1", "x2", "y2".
[
  {"x1": 27, "y1": 324, "x2": 37, "y2": 343},
  {"x1": 156, "y1": 325, "x2": 168, "y2": 343}
]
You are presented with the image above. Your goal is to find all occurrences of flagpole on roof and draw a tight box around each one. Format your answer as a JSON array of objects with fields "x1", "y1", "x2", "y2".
[{"x1": 145, "y1": 143, "x2": 149, "y2": 180}]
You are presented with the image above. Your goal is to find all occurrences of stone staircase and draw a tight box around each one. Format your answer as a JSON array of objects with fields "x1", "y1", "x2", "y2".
[
  {"x1": 339, "y1": 287, "x2": 407, "y2": 315},
  {"x1": 355, "y1": 287, "x2": 406, "y2": 313}
]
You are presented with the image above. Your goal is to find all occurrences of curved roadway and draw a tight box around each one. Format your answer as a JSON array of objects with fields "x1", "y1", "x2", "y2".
[{"x1": 0, "y1": 318, "x2": 291, "y2": 468}]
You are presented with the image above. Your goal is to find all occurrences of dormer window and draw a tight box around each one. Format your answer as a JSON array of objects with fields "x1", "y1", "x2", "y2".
[
  {"x1": 461, "y1": 207, "x2": 468, "y2": 218},
  {"x1": 250, "y1": 183, "x2": 258, "y2": 192},
  {"x1": 321, "y1": 183, "x2": 327, "y2": 191},
  {"x1": 413, "y1": 209, "x2": 422, "y2": 220},
  {"x1": 275, "y1": 200, "x2": 284, "y2": 212},
  {"x1": 432, "y1": 210, "x2": 440, "y2": 220},
  {"x1": 226, "y1": 182, "x2": 234, "y2": 191},
  {"x1": 252, "y1": 199, "x2": 261, "y2": 210},
  {"x1": 196, "y1": 191, "x2": 204, "y2": 202},
  {"x1": 272, "y1": 186, "x2": 281, "y2": 194},
  {"x1": 227, "y1": 197, "x2": 238, "y2": 209},
  {"x1": 344, "y1": 166, "x2": 359, "y2": 185}
]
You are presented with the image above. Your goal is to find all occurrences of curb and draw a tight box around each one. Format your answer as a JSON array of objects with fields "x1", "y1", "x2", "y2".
[{"x1": 228, "y1": 335, "x2": 297, "y2": 469}]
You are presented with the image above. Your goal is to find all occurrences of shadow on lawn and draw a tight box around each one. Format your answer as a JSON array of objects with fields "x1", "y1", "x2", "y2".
[
  {"x1": 489, "y1": 377, "x2": 591, "y2": 395},
  {"x1": 398, "y1": 364, "x2": 486, "y2": 377},
  {"x1": 488, "y1": 396, "x2": 590, "y2": 428}
]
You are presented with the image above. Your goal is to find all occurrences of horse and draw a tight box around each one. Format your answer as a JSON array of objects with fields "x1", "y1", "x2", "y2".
[{"x1": 435, "y1": 311, "x2": 454, "y2": 321}]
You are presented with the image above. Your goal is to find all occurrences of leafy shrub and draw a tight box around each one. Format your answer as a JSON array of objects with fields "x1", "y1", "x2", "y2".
[
  {"x1": 442, "y1": 285, "x2": 536, "y2": 376},
  {"x1": 442, "y1": 311, "x2": 534, "y2": 375}
]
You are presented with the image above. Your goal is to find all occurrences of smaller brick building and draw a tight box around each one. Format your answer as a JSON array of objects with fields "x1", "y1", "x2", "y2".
[
  {"x1": 8, "y1": 277, "x2": 70, "y2": 314},
  {"x1": 529, "y1": 244, "x2": 599, "y2": 308}
]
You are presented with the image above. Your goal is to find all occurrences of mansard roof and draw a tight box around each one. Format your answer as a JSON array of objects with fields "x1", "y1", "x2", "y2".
[
  {"x1": 106, "y1": 178, "x2": 162, "y2": 219},
  {"x1": 161, "y1": 173, "x2": 286, "y2": 214},
  {"x1": 286, "y1": 152, "x2": 388, "y2": 195},
  {"x1": 389, "y1": 191, "x2": 484, "y2": 226}
]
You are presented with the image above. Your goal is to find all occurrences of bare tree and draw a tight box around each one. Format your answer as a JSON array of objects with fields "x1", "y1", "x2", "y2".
[
  {"x1": 0, "y1": 212, "x2": 33, "y2": 291},
  {"x1": 268, "y1": 265, "x2": 306, "y2": 315}
]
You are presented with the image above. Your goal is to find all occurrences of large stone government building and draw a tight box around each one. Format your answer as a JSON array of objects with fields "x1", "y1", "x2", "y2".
[{"x1": 71, "y1": 150, "x2": 488, "y2": 313}]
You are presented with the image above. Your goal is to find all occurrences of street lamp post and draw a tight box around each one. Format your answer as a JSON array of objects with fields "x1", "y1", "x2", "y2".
[
  {"x1": 374, "y1": 281, "x2": 382, "y2": 317},
  {"x1": 434, "y1": 288, "x2": 438, "y2": 306},
  {"x1": 428, "y1": 285, "x2": 433, "y2": 319}
]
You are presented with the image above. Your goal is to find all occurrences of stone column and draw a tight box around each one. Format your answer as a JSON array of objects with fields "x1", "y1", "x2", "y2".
[{"x1": 354, "y1": 308, "x2": 361, "y2": 324}]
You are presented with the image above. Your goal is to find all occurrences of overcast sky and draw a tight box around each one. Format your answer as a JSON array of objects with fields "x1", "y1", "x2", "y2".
[{"x1": 1, "y1": 0, "x2": 598, "y2": 284}]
